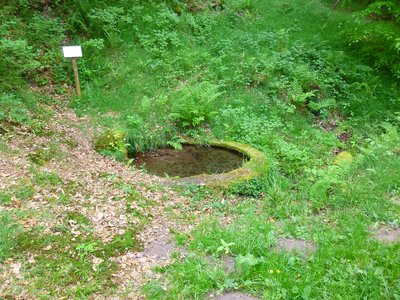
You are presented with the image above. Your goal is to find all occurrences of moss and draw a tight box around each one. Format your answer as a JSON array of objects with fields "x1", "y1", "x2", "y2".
[
  {"x1": 181, "y1": 140, "x2": 269, "y2": 189},
  {"x1": 334, "y1": 151, "x2": 353, "y2": 165}
]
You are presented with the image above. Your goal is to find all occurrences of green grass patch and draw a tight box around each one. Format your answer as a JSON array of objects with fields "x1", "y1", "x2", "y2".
[{"x1": 2, "y1": 224, "x2": 143, "y2": 298}]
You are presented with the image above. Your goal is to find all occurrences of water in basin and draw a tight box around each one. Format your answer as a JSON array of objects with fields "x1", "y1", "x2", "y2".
[{"x1": 133, "y1": 145, "x2": 248, "y2": 178}]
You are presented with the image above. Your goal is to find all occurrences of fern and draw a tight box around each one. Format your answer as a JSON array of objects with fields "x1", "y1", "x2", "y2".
[{"x1": 169, "y1": 81, "x2": 223, "y2": 128}]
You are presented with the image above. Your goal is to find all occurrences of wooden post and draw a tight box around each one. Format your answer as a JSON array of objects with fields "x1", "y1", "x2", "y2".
[
  {"x1": 332, "y1": 0, "x2": 341, "y2": 9},
  {"x1": 71, "y1": 58, "x2": 81, "y2": 97}
]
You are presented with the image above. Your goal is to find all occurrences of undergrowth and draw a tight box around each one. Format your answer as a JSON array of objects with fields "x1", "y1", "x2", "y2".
[{"x1": 1, "y1": 0, "x2": 399, "y2": 299}]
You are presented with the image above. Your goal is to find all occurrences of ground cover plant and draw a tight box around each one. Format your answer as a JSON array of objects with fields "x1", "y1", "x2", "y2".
[{"x1": 0, "y1": 0, "x2": 399, "y2": 299}]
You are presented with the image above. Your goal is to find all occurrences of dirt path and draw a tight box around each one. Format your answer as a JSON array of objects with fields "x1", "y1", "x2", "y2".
[{"x1": 0, "y1": 108, "x2": 192, "y2": 299}]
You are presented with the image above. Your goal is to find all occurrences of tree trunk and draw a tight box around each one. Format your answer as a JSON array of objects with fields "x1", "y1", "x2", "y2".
[{"x1": 332, "y1": 0, "x2": 341, "y2": 9}]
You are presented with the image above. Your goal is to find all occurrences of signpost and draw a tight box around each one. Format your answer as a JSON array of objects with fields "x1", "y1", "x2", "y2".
[{"x1": 62, "y1": 46, "x2": 82, "y2": 97}]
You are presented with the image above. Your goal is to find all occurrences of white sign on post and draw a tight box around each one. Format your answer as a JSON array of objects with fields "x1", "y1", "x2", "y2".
[
  {"x1": 62, "y1": 46, "x2": 82, "y2": 58},
  {"x1": 62, "y1": 45, "x2": 83, "y2": 97}
]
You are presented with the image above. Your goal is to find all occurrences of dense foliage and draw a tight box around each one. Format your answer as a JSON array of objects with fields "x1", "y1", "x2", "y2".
[{"x1": 0, "y1": 0, "x2": 399, "y2": 298}]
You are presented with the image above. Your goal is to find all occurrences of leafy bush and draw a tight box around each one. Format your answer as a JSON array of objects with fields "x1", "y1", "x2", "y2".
[
  {"x1": 344, "y1": 21, "x2": 400, "y2": 77},
  {"x1": 0, "y1": 39, "x2": 39, "y2": 90},
  {"x1": 228, "y1": 176, "x2": 269, "y2": 197},
  {"x1": 94, "y1": 129, "x2": 128, "y2": 160},
  {"x1": 355, "y1": 0, "x2": 400, "y2": 22},
  {"x1": 26, "y1": 14, "x2": 65, "y2": 48},
  {"x1": 88, "y1": 6, "x2": 133, "y2": 43}
]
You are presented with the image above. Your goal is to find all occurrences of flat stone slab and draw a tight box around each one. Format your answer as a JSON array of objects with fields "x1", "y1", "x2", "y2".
[
  {"x1": 372, "y1": 228, "x2": 400, "y2": 243},
  {"x1": 391, "y1": 197, "x2": 400, "y2": 206},
  {"x1": 207, "y1": 255, "x2": 235, "y2": 273},
  {"x1": 274, "y1": 238, "x2": 316, "y2": 254},
  {"x1": 143, "y1": 239, "x2": 174, "y2": 259},
  {"x1": 210, "y1": 292, "x2": 260, "y2": 300}
]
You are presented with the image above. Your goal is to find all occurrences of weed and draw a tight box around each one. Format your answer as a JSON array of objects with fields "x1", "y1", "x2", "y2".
[
  {"x1": 28, "y1": 144, "x2": 61, "y2": 166},
  {"x1": 33, "y1": 170, "x2": 63, "y2": 187},
  {"x1": 95, "y1": 129, "x2": 128, "y2": 160}
]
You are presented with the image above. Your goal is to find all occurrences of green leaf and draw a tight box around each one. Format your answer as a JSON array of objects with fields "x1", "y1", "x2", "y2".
[{"x1": 236, "y1": 253, "x2": 260, "y2": 267}]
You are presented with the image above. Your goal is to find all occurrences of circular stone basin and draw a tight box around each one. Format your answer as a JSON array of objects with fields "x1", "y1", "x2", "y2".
[{"x1": 133, "y1": 144, "x2": 248, "y2": 178}]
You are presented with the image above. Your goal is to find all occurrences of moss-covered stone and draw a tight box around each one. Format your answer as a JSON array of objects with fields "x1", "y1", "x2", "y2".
[{"x1": 334, "y1": 151, "x2": 353, "y2": 165}]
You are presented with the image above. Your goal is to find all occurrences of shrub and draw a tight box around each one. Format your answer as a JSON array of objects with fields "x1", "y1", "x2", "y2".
[
  {"x1": 228, "y1": 176, "x2": 269, "y2": 197},
  {"x1": 94, "y1": 129, "x2": 128, "y2": 160},
  {"x1": 344, "y1": 21, "x2": 400, "y2": 77},
  {"x1": 0, "y1": 93, "x2": 47, "y2": 132},
  {"x1": 0, "y1": 38, "x2": 39, "y2": 90}
]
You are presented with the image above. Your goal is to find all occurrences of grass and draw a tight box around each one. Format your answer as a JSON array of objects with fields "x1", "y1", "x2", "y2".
[
  {"x1": 28, "y1": 143, "x2": 64, "y2": 166},
  {"x1": 0, "y1": 214, "x2": 143, "y2": 298},
  {"x1": 0, "y1": 213, "x2": 20, "y2": 262},
  {"x1": 0, "y1": 0, "x2": 399, "y2": 298},
  {"x1": 0, "y1": 179, "x2": 34, "y2": 206},
  {"x1": 11, "y1": 227, "x2": 117, "y2": 298}
]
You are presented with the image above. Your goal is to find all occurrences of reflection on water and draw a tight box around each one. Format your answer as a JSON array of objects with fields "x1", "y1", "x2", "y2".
[{"x1": 133, "y1": 145, "x2": 248, "y2": 178}]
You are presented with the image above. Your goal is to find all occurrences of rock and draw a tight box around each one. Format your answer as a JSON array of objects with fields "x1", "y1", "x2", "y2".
[
  {"x1": 274, "y1": 238, "x2": 316, "y2": 255},
  {"x1": 143, "y1": 239, "x2": 174, "y2": 259},
  {"x1": 207, "y1": 255, "x2": 235, "y2": 273},
  {"x1": 210, "y1": 292, "x2": 260, "y2": 300},
  {"x1": 334, "y1": 151, "x2": 353, "y2": 165},
  {"x1": 372, "y1": 227, "x2": 400, "y2": 243}
]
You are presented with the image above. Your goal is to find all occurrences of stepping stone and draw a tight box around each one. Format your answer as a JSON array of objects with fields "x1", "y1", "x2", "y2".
[
  {"x1": 221, "y1": 256, "x2": 235, "y2": 273},
  {"x1": 210, "y1": 292, "x2": 260, "y2": 300},
  {"x1": 207, "y1": 255, "x2": 235, "y2": 273},
  {"x1": 372, "y1": 227, "x2": 400, "y2": 243},
  {"x1": 143, "y1": 239, "x2": 174, "y2": 259},
  {"x1": 391, "y1": 196, "x2": 400, "y2": 206},
  {"x1": 274, "y1": 238, "x2": 316, "y2": 254}
]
